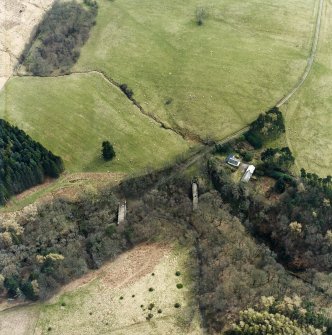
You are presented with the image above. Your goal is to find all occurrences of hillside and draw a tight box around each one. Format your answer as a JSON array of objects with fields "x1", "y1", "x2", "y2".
[
  {"x1": 0, "y1": 73, "x2": 189, "y2": 173},
  {"x1": 281, "y1": 0, "x2": 332, "y2": 176},
  {"x1": 2, "y1": 0, "x2": 327, "y2": 178},
  {"x1": 75, "y1": 0, "x2": 316, "y2": 140},
  {"x1": 0, "y1": 1, "x2": 331, "y2": 334},
  {"x1": 0, "y1": 167, "x2": 331, "y2": 334}
]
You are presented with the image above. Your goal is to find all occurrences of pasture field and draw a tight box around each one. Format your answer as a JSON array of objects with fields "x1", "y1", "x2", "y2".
[
  {"x1": 0, "y1": 244, "x2": 201, "y2": 335},
  {"x1": 281, "y1": 0, "x2": 332, "y2": 176},
  {"x1": 0, "y1": 73, "x2": 190, "y2": 173},
  {"x1": 75, "y1": 0, "x2": 317, "y2": 140}
]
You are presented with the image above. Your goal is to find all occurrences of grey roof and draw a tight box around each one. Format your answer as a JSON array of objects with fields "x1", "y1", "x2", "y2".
[
  {"x1": 226, "y1": 154, "x2": 240, "y2": 166},
  {"x1": 228, "y1": 158, "x2": 239, "y2": 165}
]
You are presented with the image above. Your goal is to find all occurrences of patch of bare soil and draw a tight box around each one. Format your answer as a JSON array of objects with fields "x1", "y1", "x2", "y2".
[
  {"x1": 14, "y1": 177, "x2": 56, "y2": 201},
  {"x1": 50, "y1": 172, "x2": 126, "y2": 200},
  {"x1": 0, "y1": 305, "x2": 38, "y2": 335},
  {"x1": 0, "y1": 0, "x2": 55, "y2": 90}
]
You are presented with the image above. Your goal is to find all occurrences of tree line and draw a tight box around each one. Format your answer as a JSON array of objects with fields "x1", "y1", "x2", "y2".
[{"x1": 0, "y1": 119, "x2": 64, "y2": 205}]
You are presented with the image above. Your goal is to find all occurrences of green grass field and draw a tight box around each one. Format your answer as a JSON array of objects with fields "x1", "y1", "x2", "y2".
[
  {"x1": 280, "y1": 0, "x2": 332, "y2": 176},
  {"x1": 0, "y1": 0, "x2": 326, "y2": 187},
  {"x1": 75, "y1": 0, "x2": 316, "y2": 140},
  {"x1": 0, "y1": 73, "x2": 189, "y2": 173}
]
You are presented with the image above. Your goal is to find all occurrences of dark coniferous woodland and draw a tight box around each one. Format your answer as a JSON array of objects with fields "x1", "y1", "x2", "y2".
[{"x1": 0, "y1": 119, "x2": 64, "y2": 205}]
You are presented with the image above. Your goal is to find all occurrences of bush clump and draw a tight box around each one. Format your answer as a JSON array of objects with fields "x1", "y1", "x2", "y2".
[
  {"x1": 195, "y1": 7, "x2": 207, "y2": 25},
  {"x1": 146, "y1": 313, "x2": 154, "y2": 321},
  {"x1": 164, "y1": 97, "x2": 173, "y2": 105},
  {"x1": 245, "y1": 107, "x2": 285, "y2": 148},
  {"x1": 214, "y1": 142, "x2": 233, "y2": 155},
  {"x1": 105, "y1": 224, "x2": 117, "y2": 237},
  {"x1": 243, "y1": 152, "x2": 253, "y2": 162},
  {"x1": 176, "y1": 283, "x2": 183, "y2": 289},
  {"x1": 119, "y1": 84, "x2": 134, "y2": 99}
]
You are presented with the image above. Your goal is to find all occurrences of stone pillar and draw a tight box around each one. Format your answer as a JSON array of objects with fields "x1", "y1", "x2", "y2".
[
  {"x1": 192, "y1": 182, "x2": 198, "y2": 211},
  {"x1": 117, "y1": 200, "x2": 127, "y2": 225}
]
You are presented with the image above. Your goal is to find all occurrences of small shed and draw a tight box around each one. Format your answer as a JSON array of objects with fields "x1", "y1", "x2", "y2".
[
  {"x1": 226, "y1": 154, "x2": 241, "y2": 167},
  {"x1": 241, "y1": 165, "x2": 255, "y2": 182}
]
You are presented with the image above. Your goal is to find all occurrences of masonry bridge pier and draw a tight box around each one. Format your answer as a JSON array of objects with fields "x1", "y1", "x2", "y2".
[{"x1": 192, "y1": 182, "x2": 198, "y2": 211}]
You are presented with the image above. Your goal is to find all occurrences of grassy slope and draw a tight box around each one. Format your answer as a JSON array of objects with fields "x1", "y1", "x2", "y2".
[
  {"x1": 0, "y1": 245, "x2": 201, "y2": 335},
  {"x1": 0, "y1": 73, "x2": 189, "y2": 173},
  {"x1": 281, "y1": 0, "x2": 332, "y2": 176},
  {"x1": 75, "y1": 0, "x2": 316, "y2": 140}
]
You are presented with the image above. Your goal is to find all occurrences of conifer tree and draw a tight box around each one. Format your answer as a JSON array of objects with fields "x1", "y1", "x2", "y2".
[{"x1": 102, "y1": 141, "x2": 115, "y2": 161}]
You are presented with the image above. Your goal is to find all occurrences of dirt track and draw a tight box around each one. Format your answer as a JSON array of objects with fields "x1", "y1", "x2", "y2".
[{"x1": 276, "y1": 0, "x2": 324, "y2": 107}]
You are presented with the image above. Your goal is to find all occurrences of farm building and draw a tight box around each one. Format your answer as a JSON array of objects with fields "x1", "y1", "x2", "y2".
[
  {"x1": 226, "y1": 154, "x2": 241, "y2": 167},
  {"x1": 241, "y1": 165, "x2": 255, "y2": 182}
]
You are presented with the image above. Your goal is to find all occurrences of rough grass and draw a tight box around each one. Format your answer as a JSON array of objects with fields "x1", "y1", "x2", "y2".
[
  {"x1": 0, "y1": 244, "x2": 201, "y2": 335},
  {"x1": 281, "y1": 0, "x2": 332, "y2": 176},
  {"x1": 0, "y1": 73, "x2": 190, "y2": 173},
  {"x1": 0, "y1": 172, "x2": 124, "y2": 213},
  {"x1": 75, "y1": 0, "x2": 316, "y2": 140}
]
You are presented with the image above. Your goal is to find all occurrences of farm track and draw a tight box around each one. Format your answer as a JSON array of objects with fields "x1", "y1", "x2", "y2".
[
  {"x1": 12, "y1": 0, "x2": 323, "y2": 150},
  {"x1": 0, "y1": 1, "x2": 326, "y2": 331},
  {"x1": 13, "y1": 0, "x2": 323, "y2": 160},
  {"x1": 182, "y1": 0, "x2": 324, "y2": 169},
  {"x1": 276, "y1": 0, "x2": 323, "y2": 107}
]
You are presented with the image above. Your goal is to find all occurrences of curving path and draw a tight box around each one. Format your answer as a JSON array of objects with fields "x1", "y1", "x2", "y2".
[
  {"x1": 276, "y1": 0, "x2": 324, "y2": 107},
  {"x1": 9, "y1": 0, "x2": 324, "y2": 168}
]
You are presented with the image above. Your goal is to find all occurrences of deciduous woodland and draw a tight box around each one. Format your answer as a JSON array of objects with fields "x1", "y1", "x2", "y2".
[
  {"x1": 20, "y1": 1, "x2": 98, "y2": 76},
  {"x1": 1, "y1": 0, "x2": 332, "y2": 333},
  {"x1": 0, "y1": 107, "x2": 331, "y2": 333},
  {"x1": 0, "y1": 154, "x2": 331, "y2": 332}
]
